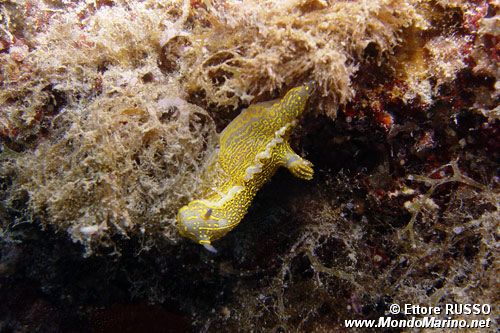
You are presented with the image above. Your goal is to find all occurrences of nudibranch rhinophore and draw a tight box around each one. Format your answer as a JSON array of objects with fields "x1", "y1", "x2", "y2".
[{"x1": 176, "y1": 83, "x2": 315, "y2": 252}]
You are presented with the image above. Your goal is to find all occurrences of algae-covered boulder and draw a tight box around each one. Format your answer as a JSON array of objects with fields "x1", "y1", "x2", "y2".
[{"x1": 0, "y1": 0, "x2": 498, "y2": 331}]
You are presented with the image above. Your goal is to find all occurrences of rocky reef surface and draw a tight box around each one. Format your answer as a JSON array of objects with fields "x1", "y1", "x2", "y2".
[{"x1": 0, "y1": 0, "x2": 498, "y2": 331}]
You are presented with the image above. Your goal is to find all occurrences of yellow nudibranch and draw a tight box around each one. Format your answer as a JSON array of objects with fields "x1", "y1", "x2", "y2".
[{"x1": 176, "y1": 83, "x2": 315, "y2": 252}]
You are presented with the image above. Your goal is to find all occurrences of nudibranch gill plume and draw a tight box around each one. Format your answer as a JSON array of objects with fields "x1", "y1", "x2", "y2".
[{"x1": 176, "y1": 83, "x2": 315, "y2": 252}]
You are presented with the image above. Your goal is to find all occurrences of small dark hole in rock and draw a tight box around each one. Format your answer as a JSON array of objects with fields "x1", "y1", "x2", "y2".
[
  {"x1": 141, "y1": 72, "x2": 154, "y2": 83},
  {"x1": 160, "y1": 106, "x2": 179, "y2": 123},
  {"x1": 364, "y1": 42, "x2": 379, "y2": 59},
  {"x1": 97, "y1": 61, "x2": 110, "y2": 73},
  {"x1": 158, "y1": 36, "x2": 190, "y2": 74}
]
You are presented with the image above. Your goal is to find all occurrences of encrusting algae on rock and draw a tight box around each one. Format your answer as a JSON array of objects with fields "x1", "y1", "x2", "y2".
[
  {"x1": 0, "y1": 0, "x2": 458, "y2": 253},
  {"x1": 0, "y1": 0, "x2": 499, "y2": 331},
  {"x1": 177, "y1": 83, "x2": 315, "y2": 252}
]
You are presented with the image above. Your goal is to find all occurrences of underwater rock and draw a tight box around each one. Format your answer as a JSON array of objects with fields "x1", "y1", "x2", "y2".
[{"x1": 0, "y1": 0, "x2": 498, "y2": 332}]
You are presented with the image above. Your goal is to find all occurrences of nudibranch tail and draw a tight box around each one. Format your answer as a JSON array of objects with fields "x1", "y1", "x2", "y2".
[{"x1": 202, "y1": 243, "x2": 218, "y2": 253}]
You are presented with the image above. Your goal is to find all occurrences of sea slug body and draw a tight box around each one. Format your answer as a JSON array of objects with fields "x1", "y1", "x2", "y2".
[{"x1": 176, "y1": 83, "x2": 315, "y2": 252}]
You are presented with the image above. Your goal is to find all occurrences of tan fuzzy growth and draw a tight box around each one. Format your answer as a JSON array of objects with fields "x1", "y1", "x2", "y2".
[
  {"x1": 1, "y1": 0, "x2": 187, "y2": 147},
  {"x1": 181, "y1": 0, "x2": 426, "y2": 117},
  {"x1": 398, "y1": 35, "x2": 469, "y2": 105},
  {"x1": 13, "y1": 84, "x2": 216, "y2": 255}
]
